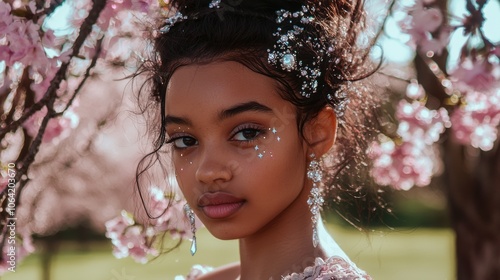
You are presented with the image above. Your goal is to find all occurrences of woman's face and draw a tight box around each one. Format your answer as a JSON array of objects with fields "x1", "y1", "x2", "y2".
[{"x1": 165, "y1": 61, "x2": 310, "y2": 240}]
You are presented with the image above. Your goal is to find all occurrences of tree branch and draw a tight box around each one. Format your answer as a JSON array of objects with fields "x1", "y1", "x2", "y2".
[
  {"x1": 56, "y1": 38, "x2": 104, "y2": 116},
  {"x1": 0, "y1": 0, "x2": 108, "y2": 237}
]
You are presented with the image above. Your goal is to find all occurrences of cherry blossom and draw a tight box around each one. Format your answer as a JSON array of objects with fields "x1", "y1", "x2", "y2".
[
  {"x1": 492, "y1": 46, "x2": 500, "y2": 58},
  {"x1": 396, "y1": 99, "x2": 451, "y2": 145},
  {"x1": 449, "y1": 58, "x2": 500, "y2": 93},
  {"x1": 148, "y1": 186, "x2": 171, "y2": 217},
  {"x1": 368, "y1": 137, "x2": 440, "y2": 190},
  {"x1": 451, "y1": 89, "x2": 500, "y2": 151},
  {"x1": 417, "y1": 26, "x2": 451, "y2": 56},
  {"x1": 369, "y1": 81, "x2": 451, "y2": 190},
  {"x1": 399, "y1": 0, "x2": 449, "y2": 55},
  {"x1": 0, "y1": 0, "x2": 165, "y2": 272},
  {"x1": 105, "y1": 210, "x2": 135, "y2": 241},
  {"x1": 29, "y1": 62, "x2": 59, "y2": 101},
  {"x1": 66, "y1": 0, "x2": 155, "y2": 62},
  {"x1": 0, "y1": 2, "x2": 13, "y2": 35},
  {"x1": 405, "y1": 81, "x2": 426, "y2": 100},
  {"x1": 22, "y1": 106, "x2": 80, "y2": 144},
  {"x1": 105, "y1": 185, "x2": 195, "y2": 263},
  {"x1": 67, "y1": 0, "x2": 91, "y2": 29},
  {"x1": 105, "y1": 210, "x2": 158, "y2": 263}
]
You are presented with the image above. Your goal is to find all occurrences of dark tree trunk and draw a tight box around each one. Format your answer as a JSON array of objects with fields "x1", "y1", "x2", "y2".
[
  {"x1": 443, "y1": 139, "x2": 500, "y2": 280},
  {"x1": 41, "y1": 237, "x2": 58, "y2": 280},
  {"x1": 414, "y1": 35, "x2": 500, "y2": 280}
]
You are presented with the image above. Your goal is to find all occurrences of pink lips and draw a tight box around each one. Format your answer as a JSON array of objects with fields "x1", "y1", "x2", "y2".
[{"x1": 198, "y1": 192, "x2": 245, "y2": 219}]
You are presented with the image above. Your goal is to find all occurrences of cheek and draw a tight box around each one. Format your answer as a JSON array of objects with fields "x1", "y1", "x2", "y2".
[
  {"x1": 172, "y1": 155, "x2": 197, "y2": 199},
  {"x1": 249, "y1": 132, "x2": 306, "y2": 187},
  {"x1": 268, "y1": 131, "x2": 306, "y2": 191},
  {"x1": 247, "y1": 127, "x2": 287, "y2": 160}
]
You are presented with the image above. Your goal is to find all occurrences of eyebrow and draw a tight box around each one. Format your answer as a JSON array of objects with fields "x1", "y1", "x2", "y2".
[
  {"x1": 164, "y1": 115, "x2": 192, "y2": 126},
  {"x1": 218, "y1": 101, "x2": 273, "y2": 121},
  {"x1": 165, "y1": 101, "x2": 273, "y2": 126}
]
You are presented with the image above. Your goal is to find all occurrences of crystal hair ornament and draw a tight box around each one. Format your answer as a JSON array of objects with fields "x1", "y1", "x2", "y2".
[
  {"x1": 159, "y1": 11, "x2": 188, "y2": 34},
  {"x1": 267, "y1": 5, "x2": 325, "y2": 99},
  {"x1": 184, "y1": 204, "x2": 197, "y2": 255},
  {"x1": 328, "y1": 85, "x2": 350, "y2": 117},
  {"x1": 208, "y1": 0, "x2": 221, "y2": 8},
  {"x1": 307, "y1": 153, "x2": 324, "y2": 247},
  {"x1": 267, "y1": 5, "x2": 349, "y2": 116}
]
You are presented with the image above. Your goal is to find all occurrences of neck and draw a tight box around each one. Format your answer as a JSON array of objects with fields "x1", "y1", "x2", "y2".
[{"x1": 237, "y1": 190, "x2": 333, "y2": 280}]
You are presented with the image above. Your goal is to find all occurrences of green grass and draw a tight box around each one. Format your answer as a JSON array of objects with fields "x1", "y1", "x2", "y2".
[{"x1": 2, "y1": 226, "x2": 454, "y2": 280}]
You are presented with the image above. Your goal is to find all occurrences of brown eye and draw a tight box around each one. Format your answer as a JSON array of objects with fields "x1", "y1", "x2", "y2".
[
  {"x1": 232, "y1": 129, "x2": 261, "y2": 141},
  {"x1": 167, "y1": 136, "x2": 198, "y2": 149}
]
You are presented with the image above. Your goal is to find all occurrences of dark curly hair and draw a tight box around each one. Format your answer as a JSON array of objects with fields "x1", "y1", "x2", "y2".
[{"x1": 135, "y1": 0, "x2": 383, "y2": 229}]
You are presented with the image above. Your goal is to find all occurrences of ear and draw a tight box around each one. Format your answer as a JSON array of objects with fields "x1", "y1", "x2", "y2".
[{"x1": 303, "y1": 107, "x2": 337, "y2": 157}]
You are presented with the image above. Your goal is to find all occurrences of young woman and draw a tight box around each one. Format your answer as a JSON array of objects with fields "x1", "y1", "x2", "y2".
[{"x1": 137, "y1": 0, "x2": 380, "y2": 279}]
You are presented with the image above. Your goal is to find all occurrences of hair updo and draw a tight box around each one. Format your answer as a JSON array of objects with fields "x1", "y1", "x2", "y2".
[{"x1": 136, "y1": 0, "x2": 383, "y2": 225}]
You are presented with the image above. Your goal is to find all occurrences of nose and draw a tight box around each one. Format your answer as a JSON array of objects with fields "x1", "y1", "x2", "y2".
[{"x1": 195, "y1": 146, "x2": 233, "y2": 186}]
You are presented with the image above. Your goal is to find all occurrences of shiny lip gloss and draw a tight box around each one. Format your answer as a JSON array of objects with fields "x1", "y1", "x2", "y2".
[{"x1": 198, "y1": 192, "x2": 246, "y2": 219}]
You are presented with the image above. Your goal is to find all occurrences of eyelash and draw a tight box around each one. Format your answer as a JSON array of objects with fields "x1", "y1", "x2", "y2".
[
  {"x1": 229, "y1": 124, "x2": 266, "y2": 144},
  {"x1": 165, "y1": 133, "x2": 197, "y2": 150},
  {"x1": 165, "y1": 124, "x2": 266, "y2": 149}
]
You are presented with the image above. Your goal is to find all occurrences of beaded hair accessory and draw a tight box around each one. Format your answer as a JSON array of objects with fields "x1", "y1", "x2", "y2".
[
  {"x1": 208, "y1": 0, "x2": 221, "y2": 8},
  {"x1": 267, "y1": 5, "x2": 327, "y2": 99},
  {"x1": 159, "y1": 11, "x2": 188, "y2": 33},
  {"x1": 266, "y1": 5, "x2": 349, "y2": 116}
]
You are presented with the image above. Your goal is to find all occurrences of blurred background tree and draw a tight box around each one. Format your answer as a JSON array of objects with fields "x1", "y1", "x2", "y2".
[
  {"x1": 367, "y1": 1, "x2": 500, "y2": 279},
  {"x1": 0, "y1": 0, "x2": 161, "y2": 278}
]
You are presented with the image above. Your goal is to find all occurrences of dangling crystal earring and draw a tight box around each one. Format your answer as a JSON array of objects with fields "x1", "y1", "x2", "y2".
[
  {"x1": 184, "y1": 204, "x2": 197, "y2": 255},
  {"x1": 307, "y1": 153, "x2": 324, "y2": 247}
]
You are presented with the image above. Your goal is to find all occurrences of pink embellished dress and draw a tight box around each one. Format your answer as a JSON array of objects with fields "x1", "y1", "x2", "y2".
[{"x1": 175, "y1": 256, "x2": 372, "y2": 280}]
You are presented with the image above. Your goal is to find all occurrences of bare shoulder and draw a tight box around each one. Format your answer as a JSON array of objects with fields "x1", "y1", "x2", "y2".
[{"x1": 197, "y1": 262, "x2": 240, "y2": 280}]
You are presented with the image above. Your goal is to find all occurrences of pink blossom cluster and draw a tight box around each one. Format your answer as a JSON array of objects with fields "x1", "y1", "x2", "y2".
[
  {"x1": 448, "y1": 59, "x2": 500, "y2": 151},
  {"x1": 1, "y1": 0, "x2": 164, "y2": 270},
  {"x1": 66, "y1": 0, "x2": 158, "y2": 64},
  {"x1": 450, "y1": 59, "x2": 500, "y2": 93},
  {"x1": 368, "y1": 84, "x2": 450, "y2": 190},
  {"x1": 1, "y1": 0, "x2": 161, "y2": 105},
  {"x1": 0, "y1": 2, "x2": 67, "y2": 101},
  {"x1": 371, "y1": 0, "x2": 500, "y2": 191},
  {"x1": 105, "y1": 186, "x2": 193, "y2": 264},
  {"x1": 105, "y1": 210, "x2": 157, "y2": 263},
  {"x1": 399, "y1": 0, "x2": 450, "y2": 55},
  {"x1": 369, "y1": 135, "x2": 441, "y2": 190},
  {"x1": 22, "y1": 106, "x2": 80, "y2": 144},
  {"x1": 0, "y1": 2, "x2": 47, "y2": 69},
  {"x1": 396, "y1": 99, "x2": 451, "y2": 145},
  {"x1": 147, "y1": 186, "x2": 194, "y2": 240},
  {"x1": 450, "y1": 89, "x2": 500, "y2": 151}
]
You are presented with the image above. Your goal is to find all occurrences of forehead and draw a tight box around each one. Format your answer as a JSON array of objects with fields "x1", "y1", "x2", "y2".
[{"x1": 165, "y1": 61, "x2": 288, "y2": 115}]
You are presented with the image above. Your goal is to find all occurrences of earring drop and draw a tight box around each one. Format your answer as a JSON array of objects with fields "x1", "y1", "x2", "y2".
[
  {"x1": 184, "y1": 204, "x2": 197, "y2": 255},
  {"x1": 307, "y1": 153, "x2": 324, "y2": 247}
]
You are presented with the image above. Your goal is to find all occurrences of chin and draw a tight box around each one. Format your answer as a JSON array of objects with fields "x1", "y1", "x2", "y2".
[{"x1": 204, "y1": 223, "x2": 250, "y2": 241}]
